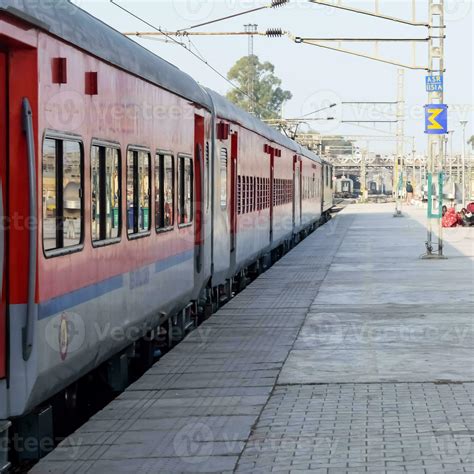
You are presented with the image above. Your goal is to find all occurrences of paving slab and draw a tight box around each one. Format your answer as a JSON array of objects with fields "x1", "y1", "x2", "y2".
[{"x1": 32, "y1": 204, "x2": 474, "y2": 473}]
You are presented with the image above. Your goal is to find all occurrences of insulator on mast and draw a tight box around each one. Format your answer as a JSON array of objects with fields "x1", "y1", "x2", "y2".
[
  {"x1": 271, "y1": 0, "x2": 289, "y2": 8},
  {"x1": 266, "y1": 28, "x2": 283, "y2": 37}
]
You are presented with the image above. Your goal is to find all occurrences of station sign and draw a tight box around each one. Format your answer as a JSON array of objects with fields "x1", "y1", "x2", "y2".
[
  {"x1": 425, "y1": 75, "x2": 443, "y2": 92},
  {"x1": 424, "y1": 104, "x2": 448, "y2": 134}
]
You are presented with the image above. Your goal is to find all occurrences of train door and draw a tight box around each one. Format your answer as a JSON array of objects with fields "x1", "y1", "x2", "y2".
[
  {"x1": 194, "y1": 115, "x2": 204, "y2": 273},
  {"x1": 269, "y1": 150, "x2": 275, "y2": 242},
  {"x1": 0, "y1": 51, "x2": 7, "y2": 378},
  {"x1": 293, "y1": 156, "x2": 301, "y2": 229},
  {"x1": 230, "y1": 132, "x2": 238, "y2": 252}
]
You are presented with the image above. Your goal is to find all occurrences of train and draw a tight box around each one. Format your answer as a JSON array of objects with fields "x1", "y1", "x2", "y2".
[
  {"x1": 0, "y1": 0, "x2": 334, "y2": 462},
  {"x1": 334, "y1": 176, "x2": 355, "y2": 198}
]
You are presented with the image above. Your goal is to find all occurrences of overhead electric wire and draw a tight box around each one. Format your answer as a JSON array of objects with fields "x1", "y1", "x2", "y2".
[
  {"x1": 341, "y1": 122, "x2": 398, "y2": 135},
  {"x1": 141, "y1": 36, "x2": 187, "y2": 47},
  {"x1": 123, "y1": 29, "x2": 285, "y2": 38},
  {"x1": 187, "y1": 37, "x2": 207, "y2": 62},
  {"x1": 110, "y1": 0, "x2": 267, "y2": 114},
  {"x1": 177, "y1": 6, "x2": 268, "y2": 32},
  {"x1": 177, "y1": 0, "x2": 289, "y2": 32}
]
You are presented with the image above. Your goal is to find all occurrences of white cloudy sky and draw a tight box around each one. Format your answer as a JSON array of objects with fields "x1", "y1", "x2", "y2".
[{"x1": 73, "y1": 0, "x2": 473, "y2": 154}]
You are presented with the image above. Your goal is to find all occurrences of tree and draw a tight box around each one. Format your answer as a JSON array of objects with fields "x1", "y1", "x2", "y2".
[
  {"x1": 469, "y1": 135, "x2": 474, "y2": 150},
  {"x1": 226, "y1": 55, "x2": 292, "y2": 120}
]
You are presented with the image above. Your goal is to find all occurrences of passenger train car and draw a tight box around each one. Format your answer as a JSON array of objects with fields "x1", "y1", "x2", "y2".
[{"x1": 0, "y1": 0, "x2": 333, "y2": 458}]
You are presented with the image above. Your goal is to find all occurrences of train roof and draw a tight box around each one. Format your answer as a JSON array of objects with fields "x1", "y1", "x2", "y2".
[
  {"x1": 205, "y1": 88, "x2": 321, "y2": 162},
  {"x1": 1, "y1": 0, "x2": 211, "y2": 107},
  {"x1": 1, "y1": 0, "x2": 321, "y2": 163}
]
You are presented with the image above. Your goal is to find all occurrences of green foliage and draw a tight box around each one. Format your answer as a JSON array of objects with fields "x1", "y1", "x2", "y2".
[{"x1": 226, "y1": 55, "x2": 292, "y2": 120}]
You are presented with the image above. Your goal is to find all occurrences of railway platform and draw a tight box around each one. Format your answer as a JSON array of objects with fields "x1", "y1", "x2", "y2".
[{"x1": 32, "y1": 203, "x2": 473, "y2": 473}]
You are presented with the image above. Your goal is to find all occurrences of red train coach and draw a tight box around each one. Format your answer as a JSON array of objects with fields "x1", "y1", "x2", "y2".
[{"x1": 0, "y1": 0, "x2": 333, "y2": 462}]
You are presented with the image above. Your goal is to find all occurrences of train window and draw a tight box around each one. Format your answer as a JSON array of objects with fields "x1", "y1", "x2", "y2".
[
  {"x1": 178, "y1": 156, "x2": 193, "y2": 225},
  {"x1": 42, "y1": 137, "x2": 83, "y2": 254},
  {"x1": 251, "y1": 177, "x2": 255, "y2": 212},
  {"x1": 155, "y1": 153, "x2": 174, "y2": 231},
  {"x1": 206, "y1": 142, "x2": 210, "y2": 210},
  {"x1": 264, "y1": 178, "x2": 268, "y2": 209},
  {"x1": 127, "y1": 149, "x2": 151, "y2": 236},
  {"x1": 91, "y1": 144, "x2": 120, "y2": 244},
  {"x1": 220, "y1": 148, "x2": 228, "y2": 209},
  {"x1": 257, "y1": 177, "x2": 262, "y2": 211},
  {"x1": 247, "y1": 177, "x2": 251, "y2": 213},
  {"x1": 253, "y1": 177, "x2": 257, "y2": 211},
  {"x1": 248, "y1": 177, "x2": 252, "y2": 212},
  {"x1": 237, "y1": 175, "x2": 242, "y2": 214}
]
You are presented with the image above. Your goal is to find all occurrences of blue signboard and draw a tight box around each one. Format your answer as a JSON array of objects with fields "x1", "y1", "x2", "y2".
[
  {"x1": 426, "y1": 75, "x2": 443, "y2": 92},
  {"x1": 424, "y1": 104, "x2": 448, "y2": 134}
]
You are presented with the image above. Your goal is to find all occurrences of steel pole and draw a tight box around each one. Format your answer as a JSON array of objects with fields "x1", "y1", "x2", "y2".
[
  {"x1": 449, "y1": 131, "x2": 454, "y2": 180},
  {"x1": 412, "y1": 137, "x2": 416, "y2": 196},
  {"x1": 460, "y1": 121, "x2": 468, "y2": 207},
  {"x1": 424, "y1": 0, "x2": 445, "y2": 258},
  {"x1": 394, "y1": 68, "x2": 405, "y2": 216}
]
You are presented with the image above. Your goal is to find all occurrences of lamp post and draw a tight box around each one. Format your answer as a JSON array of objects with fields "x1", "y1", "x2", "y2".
[
  {"x1": 460, "y1": 121, "x2": 468, "y2": 207},
  {"x1": 447, "y1": 130, "x2": 454, "y2": 181}
]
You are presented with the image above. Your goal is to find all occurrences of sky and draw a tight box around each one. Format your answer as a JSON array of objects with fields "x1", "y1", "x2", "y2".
[{"x1": 72, "y1": 0, "x2": 473, "y2": 155}]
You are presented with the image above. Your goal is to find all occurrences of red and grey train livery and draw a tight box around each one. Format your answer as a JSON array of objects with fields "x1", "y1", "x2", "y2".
[{"x1": 0, "y1": 0, "x2": 333, "y2": 458}]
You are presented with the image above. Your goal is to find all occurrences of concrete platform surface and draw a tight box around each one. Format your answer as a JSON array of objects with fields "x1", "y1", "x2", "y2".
[{"x1": 32, "y1": 203, "x2": 474, "y2": 474}]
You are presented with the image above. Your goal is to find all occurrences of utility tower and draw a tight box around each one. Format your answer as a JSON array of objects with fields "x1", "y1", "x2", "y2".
[
  {"x1": 244, "y1": 24, "x2": 258, "y2": 113},
  {"x1": 394, "y1": 69, "x2": 405, "y2": 216}
]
